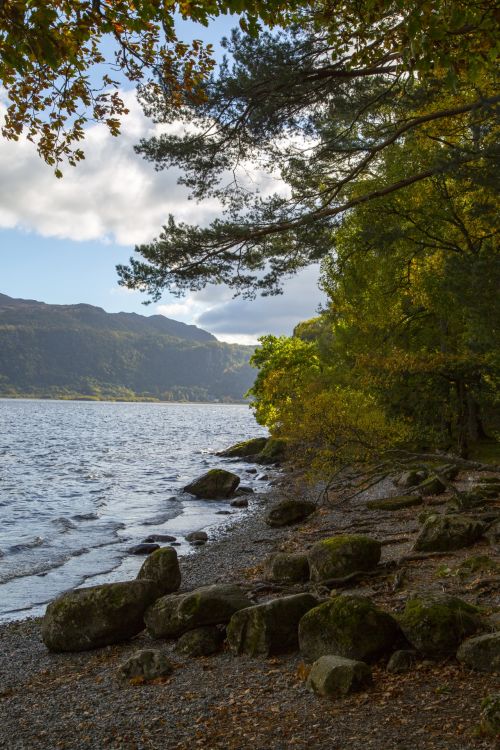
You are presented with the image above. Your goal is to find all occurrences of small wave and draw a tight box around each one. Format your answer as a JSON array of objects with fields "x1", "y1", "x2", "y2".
[
  {"x1": 142, "y1": 510, "x2": 181, "y2": 526},
  {"x1": 72, "y1": 512, "x2": 99, "y2": 521},
  {"x1": 52, "y1": 517, "x2": 77, "y2": 532},
  {"x1": 8, "y1": 536, "x2": 45, "y2": 553}
]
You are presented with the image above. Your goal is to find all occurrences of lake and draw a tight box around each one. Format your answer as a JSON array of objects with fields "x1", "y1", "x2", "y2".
[{"x1": 0, "y1": 400, "x2": 266, "y2": 621}]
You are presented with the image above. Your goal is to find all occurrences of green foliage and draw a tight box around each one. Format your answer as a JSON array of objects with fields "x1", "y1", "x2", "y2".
[{"x1": 0, "y1": 294, "x2": 254, "y2": 402}]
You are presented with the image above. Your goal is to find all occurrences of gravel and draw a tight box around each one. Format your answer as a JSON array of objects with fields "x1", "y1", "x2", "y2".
[{"x1": 0, "y1": 473, "x2": 498, "y2": 750}]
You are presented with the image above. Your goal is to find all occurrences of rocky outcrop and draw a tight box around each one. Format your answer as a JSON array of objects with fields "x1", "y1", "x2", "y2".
[
  {"x1": 117, "y1": 649, "x2": 175, "y2": 681},
  {"x1": 307, "y1": 655, "x2": 372, "y2": 697},
  {"x1": 184, "y1": 469, "x2": 240, "y2": 499},
  {"x1": 414, "y1": 514, "x2": 484, "y2": 552},
  {"x1": 42, "y1": 580, "x2": 159, "y2": 652},
  {"x1": 265, "y1": 552, "x2": 310, "y2": 583},
  {"x1": 136, "y1": 547, "x2": 181, "y2": 595},
  {"x1": 307, "y1": 535, "x2": 381, "y2": 582},
  {"x1": 145, "y1": 583, "x2": 251, "y2": 639},
  {"x1": 398, "y1": 594, "x2": 481, "y2": 658},
  {"x1": 298, "y1": 594, "x2": 399, "y2": 662},
  {"x1": 227, "y1": 593, "x2": 317, "y2": 657},
  {"x1": 218, "y1": 437, "x2": 268, "y2": 458},
  {"x1": 456, "y1": 632, "x2": 500, "y2": 673},
  {"x1": 175, "y1": 626, "x2": 225, "y2": 657},
  {"x1": 366, "y1": 495, "x2": 422, "y2": 511},
  {"x1": 265, "y1": 499, "x2": 316, "y2": 528}
]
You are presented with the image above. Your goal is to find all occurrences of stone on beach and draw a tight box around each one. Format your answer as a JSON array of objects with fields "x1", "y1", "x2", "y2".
[
  {"x1": 456, "y1": 632, "x2": 500, "y2": 673},
  {"x1": 265, "y1": 499, "x2": 316, "y2": 528},
  {"x1": 227, "y1": 593, "x2": 318, "y2": 657},
  {"x1": 307, "y1": 535, "x2": 381, "y2": 582},
  {"x1": 184, "y1": 469, "x2": 240, "y2": 499},
  {"x1": 298, "y1": 594, "x2": 399, "y2": 662},
  {"x1": 185, "y1": 531, "x2": 208, "y2": 543},
  {"x1": 265, "y1": 552, "x2": 310, "y2": 583},
  {"x1": 145, "y1": 583, "x2": 251, "y2": 639},
  {"x1": 42, "y1": 580, "x2": 159, "y2": 652},
  {"x1": 398, "y1": 593, "x2": 481, "y2": 658},
  {"x1": 118, "y1": 649, "x2": 175, "y2": 681},
  {"x1": 136, "y1": 546, "x2": 181, "y2": 595},
  {"x1": 230, "y1": 497, "x2": 249, "y2": 508},
  {"x1": 175, "y1": 625, "x2": 225, "y2": 657},
  {"x1": 413, "y1": 513, "x2": 484, "y2": 552},
  {"x1": 307, "y1": 655, "x2": 372, "y2": 697}
]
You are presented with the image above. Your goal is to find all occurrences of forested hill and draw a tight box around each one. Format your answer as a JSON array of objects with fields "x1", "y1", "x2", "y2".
[{"x1": 0, "y1": 294, "x2": 255, "y2": 402}]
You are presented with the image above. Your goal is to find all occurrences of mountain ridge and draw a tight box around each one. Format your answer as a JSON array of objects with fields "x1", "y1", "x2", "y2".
[{"x1": 0, "y1": 293, "x2": 255, "y2": 402}]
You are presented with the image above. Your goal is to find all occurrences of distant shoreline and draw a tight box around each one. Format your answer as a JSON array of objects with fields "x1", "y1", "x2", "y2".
[{"x1": 0, "y1": 395, "x2": 249, "y2": 405}]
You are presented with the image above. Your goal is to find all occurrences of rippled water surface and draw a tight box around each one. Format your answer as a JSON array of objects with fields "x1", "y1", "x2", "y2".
[{"x1": 0, "y1": 400, "x2": 266, "y2": 621}]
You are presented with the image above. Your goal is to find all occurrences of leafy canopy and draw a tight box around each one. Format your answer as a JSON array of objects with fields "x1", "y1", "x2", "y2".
[
  {"x1": 117, "y1": 1, "x2": 499, "y2": 297},
  {"x1": 0, "y1": 0, "x2": 300, "y2": 172}
]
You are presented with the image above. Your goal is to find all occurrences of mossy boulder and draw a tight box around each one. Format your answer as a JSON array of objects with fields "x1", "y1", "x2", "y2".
[
  {"x1": 456, "y1": 633, "x2": 500, "y2": 673},
  {"x1": 435, "y1": 464, "x2": 460, "y2": 481},
  {"x1": 117, "y1": 649, "x2": 175, "y2": 681},
  {"x1": 298, "y1": 594, "x2": 399, "y2": 662},
  {"x1": 366, "y1": 495, "x2": 422, "y2": 511},
  {"x1": 218, "y1": 437, "x2": 268, "y2": 458},
  {"x1": 307, "y1": 535, "x2": 381, "y2": 582},
  {"x1": 265, "y1": 499, "x2": 316, "y2": 528},
  {"x1": 386, "y1": 649, "x2": 417, "y2": 674},
  {"x1": 145, "y1": 583, "x2": 251, "y2": 639},
  {"x1": 257, "y1": 437, "x2": 288, "y2": 464},
  {"x1": 227, "y1": 593, "x2": 317, "y2": 657},
  {"x1": 414, "y1": 514, "x2": 484, "y2": 552},
  {"x1": 417, "y1": 475, "x2": 447, "y2": 496},
  {"x1": 398, "y1": 594, "x2": 481, "y2": 658},
  {"x1": 480, "y1": 694, "x2": 500, "y2": 737},
  {"x1": 175, "y1": 626, "x2": 225, "y2": 657},
  {"x1": 137, "y1": 547, "x2": 181, "y2": 595},
  {"x1": 42, "y1": 580, "x2": 159, "y2": 652},
  {"x1": 396, "y1": 469, "x2": 428, "y2": 488},
  {"x1": 265, "y1": 552, "x2": 310, "y2": 583},
  {"x1": 184, "y1": 469, "x2": 240, "y2": 499},
  {"x1": 307, "y1": 655, "x2": 372, "y2": 698}
]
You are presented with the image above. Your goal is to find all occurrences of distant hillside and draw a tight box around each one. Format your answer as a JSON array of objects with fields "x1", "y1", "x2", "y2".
[{"x1": 0, "y1": 294, "x2": 256, "y2": 402}]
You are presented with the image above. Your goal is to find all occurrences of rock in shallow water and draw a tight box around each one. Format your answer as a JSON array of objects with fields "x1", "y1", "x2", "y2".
[
  {"x1": 230, "y1": 497, "x2": 248, "y2": 508},
  {"x1": 145, "y1": 583, "x2": 251, "y2": 639},
  {"x1": 42, "y1": 580, "x2": 159, "y2": 652},
  {"x1": 142, "y1": 534, "x2": 177, "y2": 543},
  {"x1": 118, "y1": 649, "x2": 175, "y2": 681},
  {"x1": 128, "y1": 543, "x2": 160, "y2": 555},
  {"x1": 136, "y1": 547, "x2": 181, "y2": 595},
  {"x1": 184, "y1": 469, "x2": 240, "y2": 499},
  {"x1": 307, "y1": 655, "x2": 372, "y2": 697}
]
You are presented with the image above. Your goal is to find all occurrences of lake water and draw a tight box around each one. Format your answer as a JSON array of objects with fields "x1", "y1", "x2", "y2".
[{"x1": 0, "y1": 400, "x2": 267, "y2": 622}]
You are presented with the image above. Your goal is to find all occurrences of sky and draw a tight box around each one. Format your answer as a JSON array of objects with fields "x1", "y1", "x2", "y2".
[{"x1": 0, "y1": 16, "x2": 324, "y2": 345}]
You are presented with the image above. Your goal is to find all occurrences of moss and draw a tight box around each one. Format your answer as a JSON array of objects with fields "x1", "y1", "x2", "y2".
[
  {"x1": 414, "y1": 513, "x2": 484, "y2": 552},
  {"x1": 257, "y1": 437, "x2": 288, "y2": 463},
  {"x1": 399, "y1": 594, "x2": 480, "y2": 658},
  {"x1": 308, "y1": 535, "x2": 381, "y2": 582},
  {"x1": 366, "y1": 494, "x2": 422, "y2": 511},
  {"x1": 219, "y1": 437, "x2": 268, "y2": 457}
]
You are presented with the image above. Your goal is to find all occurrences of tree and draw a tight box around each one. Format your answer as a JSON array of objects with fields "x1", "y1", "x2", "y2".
[
  {"x1": 0, "y1": 0, "x2": 299, "y2": 172},
  {"x1": 117, "y1": 1, "x2": 499, "y2": 297}
]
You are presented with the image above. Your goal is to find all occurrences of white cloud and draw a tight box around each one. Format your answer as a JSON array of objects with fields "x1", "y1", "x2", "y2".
[{"x1": 0, "y1": 90, "x2": 218, "y2": 246}]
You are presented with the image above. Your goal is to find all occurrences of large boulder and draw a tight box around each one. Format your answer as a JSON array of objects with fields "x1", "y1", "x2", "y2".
[
  {"x1": 265, "y1": 552, "x2": 310, "y2": 584},
  {"x1": 145, "y1": 583, "x2": 251, "y2": 639},
  {"x1": 218, "y1": 437, "x2": 268, "y2": 458},
  {"x1": 414, "y1": 514, "x2": 484, "y2": 552},
  {"x1": 398, "y1": 594, "x2": 481, "y2": 658},
  {"x1": 307, "y1": 535, "x2": 381, "y2": 582},
  {"x1": 184, "y1": 469, "x2": 240, "y2": 499},
  {"x1": 307, "y1": 655, "x2": 372, "y2": 698},
  {"x1": 175, "y1": 626, "x2": 225, "y2": 657},
  {"x1": 227, "y1": 593, "x2": 317, "y2": 657},
  {"x1": 137, "y1": 547, "x2": 181, "y2": 595},
  {"x1": 117, "y1": 649, "x2": 175, "y2": 681},
  {"x1": 42, "y1": 580, "x2": 159, "y2": 652},
  {"x1": 265, "y1": 499, "x2": 316, "y2": 528},
  {"x1": 298, "y1": 594, "x2": 399, "y2": 662},
  {"x1": 257, "y1": 437, "x2": 288, "y2": 464},
  {"x1": 456, "y1": 632, "x2": 500, "y2": 673}
]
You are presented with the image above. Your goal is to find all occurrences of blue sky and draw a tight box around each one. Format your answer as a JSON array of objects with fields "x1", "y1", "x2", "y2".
[{"x1": 0, "y1": 15, "x2": 323, "y2": 344}]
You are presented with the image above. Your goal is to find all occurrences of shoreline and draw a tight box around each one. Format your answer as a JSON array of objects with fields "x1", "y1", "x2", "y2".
[{"x1": 0, "y1": 466, "x2": 498, "y2": 749}]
